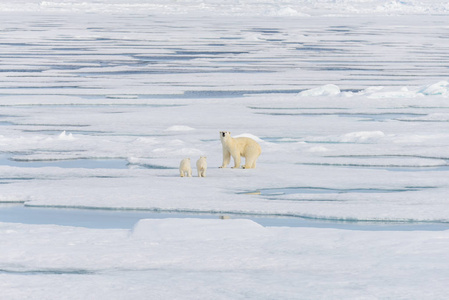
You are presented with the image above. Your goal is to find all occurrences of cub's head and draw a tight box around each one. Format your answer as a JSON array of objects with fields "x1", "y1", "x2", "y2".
[{"x1": 220, "y1": 131, "x2": 231, "y2": 140}]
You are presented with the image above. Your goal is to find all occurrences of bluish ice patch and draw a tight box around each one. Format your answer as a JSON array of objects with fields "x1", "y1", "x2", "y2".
[
  {"x1": 385, "y1": 166, "x2": 449, "y2": 172},
  {"x1": 299, "y1": 162, "x2": 449, "y2": 170},
  {"x1": 304, "y1": 141, "x2": 358, "y2": 144},
  {"x1": 397, "y1": 119, "x2": 449, "y2": 123},
  {"x1": 0, "y1": 85, "x2": 80, "y2": 89},
  {"x1": 0, "y1": 268, "x2": 95, "y2": 275},
  {"x1": 5, "y1": 103, "x2": 186, "y2": 108},
  {"x1": 295, "y1": 46, "x2": 342, "y2": 52},
  {"x1": 261, "y1": 137, "x2": 301, "y2": 143},
  {"x1": 0, "y1": 69, "x2": 43, "y2": 73},
  {"x1": 174, "y1": 50, "x2": 249, "y2": 55},
  {"x1": 340, "y1": 113, "x2": 428, "y2": 121},
  {"x1": 0, "y1": 156, "x2": 129, "y2": 169},
  {"x1": 248, "y1": 107, "x2": 347, "y2": 111},
  {"x1": 252, "y1": 111, "x2": 427, "y2": 121},
  {"x1": 132, "y1": 54, "x2": 198, "y2": 61},
  {"x1": 317, "y1": 155, "x2": 449, "y2": 171},
  {"x1": 0, "y1": 121, "x2": 14, "y2": 126},
  {"x1": 0, "y1": 205, "x2": 447, "y2": 231},
  {"x1": 0, "y1": 42, "x2": 32, "y2": 47},
  {"x1": 76, "y1": 68, "x2": 275, "y2": 76},
  {"x1": 22, "y1": 129, "x2": 111, "y2": 136},
  {"x1": 248, "y1": 28, "x2": 281, "y2": 34},
  {"x1": 182, "y1": 89, "x2": 305, "y2": 98},
  {"x1": 128, "y1": 162, "x2": 175, "y2": 170},
  {"x1": 252, "y1": 186, "x2": 424, "y2": 195}
]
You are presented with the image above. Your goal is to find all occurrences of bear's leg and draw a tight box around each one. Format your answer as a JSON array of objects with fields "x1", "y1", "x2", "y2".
[
  {"x1": 244, "y1": 154, "x2": 258, "y2": 169},
  {"x1": 180, "y1": 170, "x2": 184, "y2": 177},
  {"x1": 220, "y1": 149, "x2": 231, "y2": 168},
  {"x1": 202, "y1": 170, "x2": 206, "y2": 177},
  {"x1": 243, "y1": 156, "x2": 252, "y2": 169},
  {"x1": 188, "y1": 170, "x2": 192, "y2": 177},
  {"x1": 231, "y1": 151, "x2": 241, "y2": 168},
  {"x1": 252, "y1": 153, "x2": 261, "y2": 168}
]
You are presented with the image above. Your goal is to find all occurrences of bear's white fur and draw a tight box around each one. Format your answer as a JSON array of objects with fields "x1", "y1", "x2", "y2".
[
  {"x1": 219, "y1": 131, "x2": 261, "y2": 169},
  {"x1": 179, "y1": 158, "x2": 192, "y2": 177},
  {"x1": 196, "y1": 156, "x2": 207, "y2": 177}
]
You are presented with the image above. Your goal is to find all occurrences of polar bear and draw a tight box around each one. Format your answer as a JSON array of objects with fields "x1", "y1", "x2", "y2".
[
  {"x1": 196, "y1": 156, "x2": 207, "y2": 177},
  {"x1": 219, "y1": 131, "x2": 261, "y2": 169},
  {"x1": 179, "y1": 158, "x2": 192, "y2": 177}
]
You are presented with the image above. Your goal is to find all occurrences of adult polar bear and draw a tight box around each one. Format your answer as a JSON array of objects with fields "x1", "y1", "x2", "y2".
[{"x1": 219, "y1": 131, "x2": 261, "y2": 169}]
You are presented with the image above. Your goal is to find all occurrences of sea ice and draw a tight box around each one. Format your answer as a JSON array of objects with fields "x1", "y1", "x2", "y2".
[
  {"x1": 0, "y1": 0, "x2": 449, "y2": 299},
  {"x1": 1, "y1": 219, "x2": 449, "y2": 299},
  {"x1": 298, "y1": 84, "x2": 341, "y2": 97}
]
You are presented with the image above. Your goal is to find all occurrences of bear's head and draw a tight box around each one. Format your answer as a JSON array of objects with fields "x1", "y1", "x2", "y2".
[{"x1": 220, "y1": 131, "x2": 231, "y2": 140}]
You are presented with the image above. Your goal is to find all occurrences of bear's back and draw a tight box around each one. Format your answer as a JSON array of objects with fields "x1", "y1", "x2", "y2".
[{"x1": 234, "y1": 137, "x2": 261, "y2": 153}]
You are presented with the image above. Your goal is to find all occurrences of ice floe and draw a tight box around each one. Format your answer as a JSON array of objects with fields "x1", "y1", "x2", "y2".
[{"x1": 0, "y1": 2, "x2": 449, "y2": 298}]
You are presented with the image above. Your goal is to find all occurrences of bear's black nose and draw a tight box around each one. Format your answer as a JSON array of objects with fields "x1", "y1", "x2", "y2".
[{"x1": 222, "y1": 132, "x2": 225, "y2": 137}]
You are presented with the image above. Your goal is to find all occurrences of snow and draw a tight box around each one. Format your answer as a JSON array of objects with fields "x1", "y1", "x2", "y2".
[
  {"x1": 298, "y1": 84, "x2": 341, "y2": 97},
  {"x1": 164, "y1": 125, "x2": 196, "y2": 132},
  {"x1": 2, "y1": 0, "x2": 449, "y2": 16},
  {"x1": 1, "y1": 0, "x2": 449, "y2": 298},
  {"x1": 1, "y1": 219, "x2": 449, "y2": 299},
  {"x1": 420, "y1": 81, "x2": 449, "y2": 96}
]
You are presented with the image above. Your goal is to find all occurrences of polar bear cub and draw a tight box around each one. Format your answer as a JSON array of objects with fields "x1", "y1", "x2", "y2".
[
  {"x1": 219, "y1": 131, "x2": 261, "y2": 169},
  {"x1": 196, "y1": 156, "x2": 207, "y2": 177},
  {"x1": 179, "y1": 158, "x2": 192, "y2": 177}
]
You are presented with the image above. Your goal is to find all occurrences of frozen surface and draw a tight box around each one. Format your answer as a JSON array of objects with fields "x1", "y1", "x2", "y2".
[
  {"x1": 1, "y1": 0, "x2": 449, "y2": 299},
  {"x1": 1, "y1": 219, "x2": 449, "y2": 299}
]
